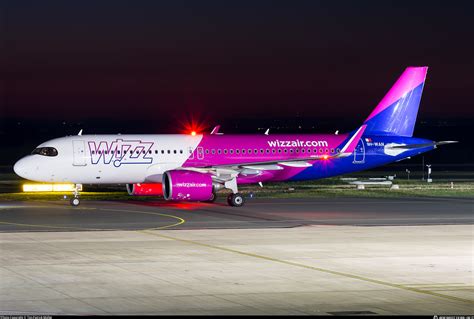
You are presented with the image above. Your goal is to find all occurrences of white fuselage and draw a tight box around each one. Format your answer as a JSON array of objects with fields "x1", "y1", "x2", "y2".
[{"x1": 14, "y1": 135, "x2": 203, "y2": 184}]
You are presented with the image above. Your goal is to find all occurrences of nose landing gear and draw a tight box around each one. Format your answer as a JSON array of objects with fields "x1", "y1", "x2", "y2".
[
  {"x1": 70, "y1": 197, "x2": 80, "y2": 206},
  {"x1": 69, "y1": 184, "x2": 82, "y2": 206}
]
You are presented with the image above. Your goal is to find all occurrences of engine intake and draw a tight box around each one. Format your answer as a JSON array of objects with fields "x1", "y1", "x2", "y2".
[
  {"x1": 163, "y1": 170, "x2": 213, "y2": 201},
  {"x1": 126, "y1": 183, "x2": 163, "y2": 196}
]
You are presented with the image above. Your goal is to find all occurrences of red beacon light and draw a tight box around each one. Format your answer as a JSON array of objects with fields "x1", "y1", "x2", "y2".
[{"x1": 322, "y1": 155, "x2": 329, "y2": 160}]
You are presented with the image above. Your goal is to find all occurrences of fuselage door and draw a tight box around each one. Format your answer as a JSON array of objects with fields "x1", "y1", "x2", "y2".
[
  {"x1": 188, "y1": 146, "x2": 195, "y2": 159},
  {"x1": 72, "y1": 140, "x2": 87, "y2": 166},
  {"x1": 197, "y1": 147, "x2": 204, "y2": 160},
  {"x1": 353, "y1": 139, "x2": 365, "y2": 164}
]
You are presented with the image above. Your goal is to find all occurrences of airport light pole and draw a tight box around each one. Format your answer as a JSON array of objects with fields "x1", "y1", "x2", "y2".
[
  {"x1": 426, "y1": 164, "x2": 432, "y2": 183},
  {"x1": 406, "y1": 169, "x2": 410, "y2": 181}
]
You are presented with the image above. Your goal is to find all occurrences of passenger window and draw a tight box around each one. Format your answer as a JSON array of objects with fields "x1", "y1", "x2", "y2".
[
  {"x1": 224, "y1": 149, "x2": 228, "y2": 154},
  {"x1": 266, "y1": 149, "x2": 270, "y2": 154},
  {"x1": 230, "y1": 149, "x2": 234, "y2": 154},
  {"x1": 167, "y1": 150, "x2": 170, "y2": 154},
  {"x1": 205, "y1": 149, "x2": 209, "y2": 154},
  {"x1": 212, "y1": 149, "x2": 216, "y2": 154},
  {"x1": 272, "y1": 149, "x2": 276, "y2": 154},
  {"x1": 173, "y1": 150, "x2": 177, "y2": 154},
  {"x1": 218, "y1": 149, "x2": 222, "y2": 154},
  {"x1": 336, "y1": 148, "x2": 340, "y2": 153},
  {"x1": 180, "y1": 150, "x2": 183, "y2": 154},
  {"x1": 161, "y1": 150, "x2": 164, "y2": 154},
  {"x1": 278, "y1": 149, "x2": 282, "y2": 153},
  {"x1": 236, "y1": 149, "x2": 240, "y2": 154},
  {"x1": 91, "y1": 151, "x2": 95, "y2": 154},
  {"x1": 331, "y1": 149, "x2": 335, "y2": 153}
]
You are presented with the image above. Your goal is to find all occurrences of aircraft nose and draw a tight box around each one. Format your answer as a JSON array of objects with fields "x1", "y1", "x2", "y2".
[{"x1": 13, "y1": 157, "x2": 30, "y2": 179}]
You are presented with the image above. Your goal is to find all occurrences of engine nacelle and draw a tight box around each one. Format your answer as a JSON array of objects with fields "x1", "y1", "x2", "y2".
[
  {"x1": 126, "y1": 183, "x2": 163, "y2": 196},
  {"x1": 163, "y1": 170, "x2": 213, "y2": 201}
]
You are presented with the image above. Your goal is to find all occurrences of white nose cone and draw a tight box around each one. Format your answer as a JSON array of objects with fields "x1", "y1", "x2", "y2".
[{"x1": 13, "y1": 157, "x2": 29, "y2": 179}]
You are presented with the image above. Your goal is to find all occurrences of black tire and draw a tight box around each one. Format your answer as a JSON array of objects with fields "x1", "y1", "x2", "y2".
[
  {"x1": 205, "y1": 191, "x2": 217, "y2": 203},
  {"x1": 70, "y1": 197, "x2": 80, "y2": 206},
  {"x1": 227, "y1": 193, "x2": 245, "y2": 207}
]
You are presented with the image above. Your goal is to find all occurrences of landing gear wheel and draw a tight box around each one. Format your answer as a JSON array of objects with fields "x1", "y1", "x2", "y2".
[
  {"x1": 227, "y1": 193, "x2": 245, "y2": 207},
  {"x1": 70, "y1": 197, "x2": 80, "y2": 207},
  {"x1": 205, "y1": 191, "x2": 217, "y2": 203},
  {"x1": 70, "y1": 184, "x2": 82, "y2": 207}
]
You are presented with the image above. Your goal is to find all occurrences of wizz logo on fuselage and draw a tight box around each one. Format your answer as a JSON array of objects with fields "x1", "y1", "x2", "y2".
[{"x1": 88, "y1": 139, "x2": 154, "y2": 167}]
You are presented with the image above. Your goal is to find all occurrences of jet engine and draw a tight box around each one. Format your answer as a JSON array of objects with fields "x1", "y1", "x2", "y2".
[
  {"x1": 162, "y1": 170, "x2": 213, "y2": 201},
  {"x1": 126, "y1": 183, "x2": 163, "y2": 196}
]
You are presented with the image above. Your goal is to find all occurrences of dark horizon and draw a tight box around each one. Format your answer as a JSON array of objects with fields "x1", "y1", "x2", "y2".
[
  {"x1": 1, "y1": 1, "x2": 473, "y2": 165},
  {"x1": 1, "y1": 1, "x2": 474, "y2": 123}
]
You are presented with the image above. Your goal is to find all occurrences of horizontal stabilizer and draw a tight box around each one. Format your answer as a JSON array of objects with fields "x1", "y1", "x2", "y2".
[
  {"x1": 388, "y1": 141, "x2": 458, "y2": 149},
  {"x1": 434, "y1": 141, "x2": 458, "y2": 146}
]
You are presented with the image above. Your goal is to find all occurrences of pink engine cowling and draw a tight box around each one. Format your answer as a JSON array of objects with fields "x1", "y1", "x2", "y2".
[
  {"x1": 162, "y1": 170, "x2": 213, "y2": 201},
  {"x1": 126, "y1": 183, "x2": 163, "y2": 196}
]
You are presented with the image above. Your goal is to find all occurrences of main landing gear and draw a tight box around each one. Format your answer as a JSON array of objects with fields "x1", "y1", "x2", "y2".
[
  {"x1": 206, "y1": 190, "x2": 245, "y2": 207},
  {"x1": 69, "y1": 184, "x2": 81, "y2": 207},
  {"x1": 221, "y1": 176, "x2": 246, "y2": 207},
  {"x1": 227, "y1": 193, "x2": 245, "y2": 207}
]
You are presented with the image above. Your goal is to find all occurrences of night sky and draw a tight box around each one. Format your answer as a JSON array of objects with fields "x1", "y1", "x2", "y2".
[{"x1": 0, "y1": 0, "x2": 473, "y2": 138}]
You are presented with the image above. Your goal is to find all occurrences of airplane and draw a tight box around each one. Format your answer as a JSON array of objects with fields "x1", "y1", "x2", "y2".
[{"x1": 13, "y1": 66, "x2": 457, "y2": 207}]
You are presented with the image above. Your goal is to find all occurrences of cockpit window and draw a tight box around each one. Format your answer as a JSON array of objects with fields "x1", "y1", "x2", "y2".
[{"x1": 31, "y1": 147, "x2": 58, "y2": 157}]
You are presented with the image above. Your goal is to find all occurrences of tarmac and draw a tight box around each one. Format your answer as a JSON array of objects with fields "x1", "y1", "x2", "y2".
[
  {"x1": 0, "y1": 197, "x2": 473, "y2": 232},
  {"x1": 0, "y1": 197, "x2": 473, "y2": 314}
]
